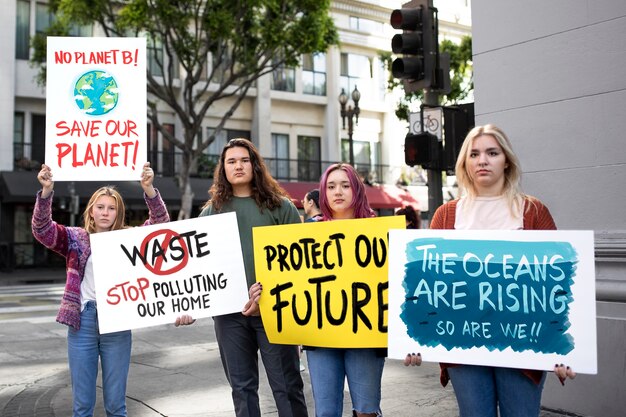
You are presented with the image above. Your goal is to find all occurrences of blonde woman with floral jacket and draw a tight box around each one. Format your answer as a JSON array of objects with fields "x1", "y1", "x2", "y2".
[{"x1": 32, "y1": 162, "x2": 169, "y2": 417}]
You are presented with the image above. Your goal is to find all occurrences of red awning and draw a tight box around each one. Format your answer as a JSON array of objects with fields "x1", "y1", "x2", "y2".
[{"x1": 279, "y1": 181, "x2": 419, "y2": 211}]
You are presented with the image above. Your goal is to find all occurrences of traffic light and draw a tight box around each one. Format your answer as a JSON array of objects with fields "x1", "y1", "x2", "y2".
[
  {"x1": 442, "y1": 103, "x2": 474, "y2": 172},
  {"x1": 390, "y1": 3, "x2": 436, "y2": 91},
  {"x1": 404, "y1": 131, "x2": 439, "y2": 168}
]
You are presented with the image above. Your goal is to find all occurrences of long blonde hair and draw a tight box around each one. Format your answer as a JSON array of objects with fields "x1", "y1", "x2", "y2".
[
  {"x1": 83, "y1": 186, "x2": 127, "y2": 233},
  {"x1": 455, "y1": 124, "x2": 525, "y2": 213}
]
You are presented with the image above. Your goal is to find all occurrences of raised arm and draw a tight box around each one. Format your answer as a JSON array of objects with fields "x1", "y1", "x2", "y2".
[
  {"x1": 140, "y1": 162, "x2": 157, "y2": 198},
  {"x1": 141, "y1": 162, "x2": 170, "y2": 225},
  {"x1": 32, "y1": 164, "x2": 69, "y2": 255}
]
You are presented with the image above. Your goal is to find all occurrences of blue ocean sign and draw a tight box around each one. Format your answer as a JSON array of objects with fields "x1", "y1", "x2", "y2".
[{"x1": 387, "y1": 230, "x2": 597, "y2": 374}]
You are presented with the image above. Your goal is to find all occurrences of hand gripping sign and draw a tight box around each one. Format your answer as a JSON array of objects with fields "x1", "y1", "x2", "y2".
[
  {"x1": 91, "y1": 213, "x2": 248, "y2": 333},
  {"x1": 387, "y1": 229, "x2": 597, "y2": 374},
  {"x1": 253, "y1": 216, "x2": 405, "y2": 348}
]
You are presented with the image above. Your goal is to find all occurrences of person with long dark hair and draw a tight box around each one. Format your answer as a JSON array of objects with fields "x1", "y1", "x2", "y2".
[{"x1": 177, "y1": 138, "x2": 307, "y2": 417}]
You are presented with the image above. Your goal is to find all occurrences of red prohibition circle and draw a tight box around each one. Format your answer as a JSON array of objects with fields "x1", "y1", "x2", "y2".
[{"x1": 141, "y1": 229, "x2": 189, "y2": 276}]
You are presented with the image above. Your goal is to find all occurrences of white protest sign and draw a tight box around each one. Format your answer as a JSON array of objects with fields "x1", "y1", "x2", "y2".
[
  {"x1": 46, "y1": 37, "x2": 147, "y2": 181},
  {"x1": 91, "y1": 213, "x2": 249, "y2": 333},
  {"x1": 388, "y1": 229, "x2": 597, "y2": 374}
]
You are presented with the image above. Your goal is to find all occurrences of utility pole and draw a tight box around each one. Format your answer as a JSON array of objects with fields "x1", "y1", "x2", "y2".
[{"x1": 424, "y1": 89, "x2": 443, "y2": 220}]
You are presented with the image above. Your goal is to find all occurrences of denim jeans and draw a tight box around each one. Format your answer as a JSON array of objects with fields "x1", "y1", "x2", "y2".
[
  {"x1": 306, "y1": 348, "x2": 384, "y2": 417},
  {"x1": 447, "y1": 365, "x2": 546, "y2": 417},
  {"x1": 67, "y1": 301, "x2": 132, "y2": 417},
  {"x1": 213, "y1": 313, "x2": 307, "y2": 417}
]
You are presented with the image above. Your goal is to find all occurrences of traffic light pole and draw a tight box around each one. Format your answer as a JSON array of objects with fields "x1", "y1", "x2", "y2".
[{"x1": 424, "y1": 89, "x2": 443, "y2": 222}]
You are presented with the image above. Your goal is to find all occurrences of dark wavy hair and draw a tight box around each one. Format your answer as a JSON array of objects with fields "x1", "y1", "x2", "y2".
[
  {"x1": 203, "y1": 138, "x2": 288, "y2": 212},
  {"x1": 318, "y1": 163, "x2": 375, "y2": 219},
  {"x1": 396, "y1": 205, "x2": 420, "y2": 229}
]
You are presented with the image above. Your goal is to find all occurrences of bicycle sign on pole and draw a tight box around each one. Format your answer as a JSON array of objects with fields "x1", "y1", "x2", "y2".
[{"x1": 409, "y1": 108, "x2": 442, "y2": 140}]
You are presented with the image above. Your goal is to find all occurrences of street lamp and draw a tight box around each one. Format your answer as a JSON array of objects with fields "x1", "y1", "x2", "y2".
[{"x1": 338, "y1": 86, "x2": 361, "y2": 166}]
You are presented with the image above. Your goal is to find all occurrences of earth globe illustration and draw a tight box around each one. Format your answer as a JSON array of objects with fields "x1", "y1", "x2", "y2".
[{"x1": 73, "y1": 70, "x2": 119, "y2": 116}]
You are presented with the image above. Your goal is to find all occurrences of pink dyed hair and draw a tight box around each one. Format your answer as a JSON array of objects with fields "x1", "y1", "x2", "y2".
[{"x1": 318, "y1": 163, "x2": 375, "y2": 219}]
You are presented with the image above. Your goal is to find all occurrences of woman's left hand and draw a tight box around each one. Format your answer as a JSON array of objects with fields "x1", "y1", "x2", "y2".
[
  {"x1": 403, "y1": 352, "x2": 422, "y2": 367},
  {"x1": 141, "y1": 162, "x2": 156, "y2": 198},
  {"x1": 554, "y1": 363, "x2": 576, "y2": 385}
]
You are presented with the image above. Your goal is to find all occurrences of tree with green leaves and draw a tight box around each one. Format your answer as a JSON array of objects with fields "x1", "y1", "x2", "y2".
[
  {"x1": 32, "y1": 0, "x2": 338, "y2": 219},
  {"x1": 380, "y1": 35, "x2": 473, "y2": 122}
]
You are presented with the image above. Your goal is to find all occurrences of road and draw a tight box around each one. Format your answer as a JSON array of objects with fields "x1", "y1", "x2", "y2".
[{"x1": 0, "y1": 282, "x2": 576, "y2": 417}]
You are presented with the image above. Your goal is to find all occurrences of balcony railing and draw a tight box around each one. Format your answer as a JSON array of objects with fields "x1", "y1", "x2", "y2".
[
  {"x1": 149, "y1": 150, "x2": 390, "y2": 184},
  {"x1": 13, "y1": 142, "x2": 44, "y2": 171},
  {"x1": 13, "y1": 143, "x2": 391, "y2": 185}
]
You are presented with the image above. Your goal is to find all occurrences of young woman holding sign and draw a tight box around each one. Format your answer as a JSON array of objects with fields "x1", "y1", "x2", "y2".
[
  {"x1": 32, "y1": 162, "x2": 169, "y2": 417},
  {"x1": 404, "y1": 124, "x2": 575, "y2": 417},
  {"x1": 304, "y1": 163, "x2": 385, "y2": 417}
]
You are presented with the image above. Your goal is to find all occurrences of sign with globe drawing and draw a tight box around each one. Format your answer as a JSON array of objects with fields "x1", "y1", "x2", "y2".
[
  {"x1": 74, "y1": 70, "x2": 119, "y2": 116},
  {"x1": 45, "y1": 37, "x2": 146, "y2": 181}
]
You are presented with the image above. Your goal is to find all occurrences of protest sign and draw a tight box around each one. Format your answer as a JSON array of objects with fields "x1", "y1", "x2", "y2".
[
  {"x1": 253, "y1": 216, "x2": 405, "y2": 348},
  {"x1": 388, "y1": 229, "x2": 597, "y2": 374},
  {"x1": 91, "y1": 213, "x2": 249, "y2": 333},
  {"x1": 45, "y1": 37, "x2": 147, "y2": 181}
]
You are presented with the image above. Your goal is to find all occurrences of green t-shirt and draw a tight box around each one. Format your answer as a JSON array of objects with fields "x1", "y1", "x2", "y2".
[{"x1": 199, "y1": 196, "x2": 301, "y2": 288}]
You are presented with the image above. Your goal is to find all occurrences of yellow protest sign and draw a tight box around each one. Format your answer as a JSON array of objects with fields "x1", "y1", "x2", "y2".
[{"x1": 253, "y1": 216, "x2": 405, "y2": 348}]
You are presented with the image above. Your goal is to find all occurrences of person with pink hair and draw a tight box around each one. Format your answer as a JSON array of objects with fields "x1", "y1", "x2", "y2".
[{"x1": 306, "y1": 163, "x2": 384, "y2": 417}]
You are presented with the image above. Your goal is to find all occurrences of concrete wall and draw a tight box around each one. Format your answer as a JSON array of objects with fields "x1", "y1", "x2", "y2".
[{"x1": 472, "y1": 1, "x2": 626, "y2": 415}]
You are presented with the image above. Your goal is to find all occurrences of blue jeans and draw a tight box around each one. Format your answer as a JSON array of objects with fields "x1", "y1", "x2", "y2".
[
  {"x1": 306, "y1": 348, "x2": 384, "y2": 417},
  {"x1": 447, "y1": 365, "x2": 546, "y2": 417},
  {"x1": 67, "y1": 301, "x2": 132, "y2": 417}
]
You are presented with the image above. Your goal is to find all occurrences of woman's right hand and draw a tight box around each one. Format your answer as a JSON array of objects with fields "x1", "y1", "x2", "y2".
[
  {"x1": 404, "y1": 352, "x2": 422, "y2": 366},
  {"x1": 37, "y1": 164, "x2": 54, "y2": 198}
]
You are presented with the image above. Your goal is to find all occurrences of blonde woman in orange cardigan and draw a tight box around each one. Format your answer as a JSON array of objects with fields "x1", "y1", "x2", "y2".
[{"x1": 405, "y1": 124, "x2": 575, "y2": 417}]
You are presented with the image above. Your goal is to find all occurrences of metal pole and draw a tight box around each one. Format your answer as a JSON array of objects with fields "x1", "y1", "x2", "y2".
[
  {"x1": 424, "y1": 89, "x2": 443, "y2": 221},
  {"x1": 348, "y1": 114, "x2": 355, "y2": 166}
]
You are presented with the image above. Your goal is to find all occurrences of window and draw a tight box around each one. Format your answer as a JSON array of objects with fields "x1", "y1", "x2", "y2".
[
  {"x1": 147, "y1": 36, "x2": 164, "y2": 77},
  {"x1": 212, "y1": 47, "x2": 242, "y2": 86},
  {"x1": 342, "y1": 139, "x2": 372, "y2": 181},
  {"x1": 271, "y1": 133, "x2": 290, "y2": 180},
  {"x1": 349, "y1": 16, "x2": 384, "y2": 34},
  {"x1": 297, "y1": 136, "x2": 321, "y2": 182},
  {"x1": 35, "y1": 3, "x2": 55, "y2": 35},
  {"x1": 206, "y1": 128, "x2": 251, "y2": 155},
  {"x1": 68, "y1": 23, "x2": 92, "y2": 37},
  {"x1": 302, "y1": 53, "x2": 326, "y2": 96},
  {"x1": 206, "y1": 128, "x2": 228, "y2": 156},
  {"x1": 23, "y1": 2, "x2": 91, "y2": 60},
  {"x1": 271, "y1": 59, "x2": 295, "y2": 92},
  {"x1": 377, "y1": 58, "x2": 387, "y2": 100},
  {"x1": 31, "y1": 114, "x2": 46, "y2": 166},
  {"x1": 340, "y1": 53, "x2": 371, "y2": 96},
  {"x1": 15, "y1": 0, "x2": 30, "y2": 59},
  {"x1": 13, "y1": 112, "x2": 25, "y2": 163},
  {"x1": 161, "y1": 124, "x2": 176, "y2": 177},
  {"x1": 147, "y1": 123, "x2": 158, "y2": 170}
]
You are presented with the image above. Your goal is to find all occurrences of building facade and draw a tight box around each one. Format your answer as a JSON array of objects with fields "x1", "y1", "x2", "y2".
[
  {"x1": 0, "y1": 0, "x2": 471, "y2": 270},
  {"x1": 472, "y1": 1, "x2": 626, "y2": 415}
]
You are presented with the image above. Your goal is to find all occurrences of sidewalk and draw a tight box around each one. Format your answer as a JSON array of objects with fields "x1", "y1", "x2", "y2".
[{"x1": 0, "y1": 270, "x2": 582, "y2": 417}]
